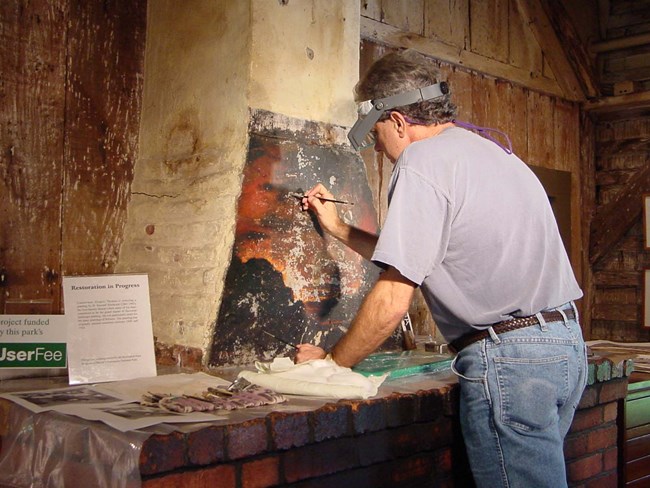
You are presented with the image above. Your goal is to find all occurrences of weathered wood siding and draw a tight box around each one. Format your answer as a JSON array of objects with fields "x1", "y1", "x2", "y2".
[
  {"x1": 1, "y1": 0, "x2": 67, "y2": 313},
  {"x1": 0, "y1": 0, "x2": 146, "y2": 313},
  {"x1": 591, "y1": 117, "x2": 650, "y2": 342},
  {"x1": 62, "y1": 0, "x2": 146, "y2": 276}
]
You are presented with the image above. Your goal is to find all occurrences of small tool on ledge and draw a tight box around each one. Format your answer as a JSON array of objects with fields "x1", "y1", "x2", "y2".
[
  {"x1": 289, "y1": 192, "x2": 354, "y2": 206},
  {"x1": 401, "y1": 313, "x2": 417, "y2": 351}
]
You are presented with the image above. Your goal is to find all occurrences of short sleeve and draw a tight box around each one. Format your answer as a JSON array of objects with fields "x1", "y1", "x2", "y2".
[{"x1": 371, "y1": 166, "x2": 452, "y2": 285}]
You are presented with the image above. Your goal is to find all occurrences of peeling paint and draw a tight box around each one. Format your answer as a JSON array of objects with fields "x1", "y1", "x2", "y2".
[{"x1": 208, "y1": 129, "x2": 400, "y2": 367}]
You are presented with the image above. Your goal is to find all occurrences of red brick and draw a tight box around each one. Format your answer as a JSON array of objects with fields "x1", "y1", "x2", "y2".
[
  {"x1": 603, "y1": 402, "x2": 619, "y2": 423},
  {"x1": 311, "y1": 402, "x2": 351, "y2": 442},
  {"x1": 227, "y1": 418, "x2": 268, "y2": 460},
  {"x1": 187, "y1": 425, "x2": 225, "y2": 465},
  {"x1": 385, "y1": 393, "x2": 417, "y2": 427},
  {"x1": 154, "y1": 340, "x2": 203, "y2": 370},
  {"x1": 344, "y1": 397, "x2": 387, "y2": 434},
  {"x1": 585, "y1": 471, "x2": 617, "y2": 488},
  {"x1": 395, "y1": 419, "x2": 453, "y2": 454},
  {"x1": 567, "y1": 453, "x2": 603, "y2": 482},
  {"x1": 390, "y1": 454, "x2": 436, "y2": 484},
  {"x1": 586, "y1": 424, "x2": 617, "y2": 451},
  {"x1": 241, "y1": 455, "x2": 280, "y2": 488},
  {"x1": 602, "y1": 447, "x2": 618, "y2": 471},
  {"x1": 432, "y1": 446, "x2": 453, "y2": 473},
  {"x1": 268, "y1": 410, "x2": 309, "y2": 450},
  {"x1": 570, "y1": 406, "x2": 604, "y2": 433},
  {"x1": 289, "y1": 453, "x2": 445, "y2": 488},
  {"x1": 141, "y1": 464, "x2": 236, "y2": 488},
  {"x1": 140, "y1": 432, "x2": 187, "y2": 475},
  {"x1": 415, "y1": 390, "x2": 441, "y2": 422},
  {"x1": 354, "y1": 418, "x2": 454, "y2": 468},
  {"x1": 598, "y1": 379, "x2": 628, "y2": 403},
  {"x1": 282, "y1": 438, "x2": 359, "y2": 483},
  {"x1": 564, "y1": 433, "x2": 589, "y2": 459},
  {"x1": 440, "y1": 384, "x2": 460, "y2": 416},
  {"x1": 356, "y1": 430, "x2": 391, "y2": 466},
  {"x1": 578, "y1": 385, "x2": 598, "y2": 409}
]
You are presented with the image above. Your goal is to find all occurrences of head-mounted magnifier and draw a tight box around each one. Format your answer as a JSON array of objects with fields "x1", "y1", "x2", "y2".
[{"x1": 348, "y1": 82, "x2": 449, "y2": 151}]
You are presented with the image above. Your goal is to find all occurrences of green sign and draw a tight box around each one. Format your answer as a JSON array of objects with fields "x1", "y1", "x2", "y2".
[{"x1": 0, "y1": 343, "x2": 67, "y2": 368}]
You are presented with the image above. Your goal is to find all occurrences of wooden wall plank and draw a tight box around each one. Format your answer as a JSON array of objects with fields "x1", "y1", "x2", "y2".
[
  {"x1": 382, "y1": 0, "x2": 424, "y2": 36},
  {"x1": 593, "y1": 302, "x2": 638, "y2": 321},
  {"x1": 424, "y1": 0, "x2": 469, "y2": 48},
  {"x1": 470, "y1": 74, "x2": 499, "y2": 128},
  {"x1": 61, "y1": 0, "x2": 146, "y2": 276},
  {"x1": 542, "y1": 0, "x2": 600, "y2": 97},
  {"x1": 507, "y1": 83, "x2": 530, "y2": 161},
  {"x1": 509, "y1": 0, "x2": 544, "y2": 76},
  {"x1": 447, "y1": 66, "x2": 474, "y2": 121},
  {"x1": 589, "y1": 164, "x2": 650, "y2": 265},
  {"x1": 469, "y1": 0, "x2": 509, "y2": 63},
  {"x1": 554, "y1": 101, "x2": 581, "y2": 172},
  {"x1": 526, "y1": 91, "x2": 555, "y2": 167},
  {"x1": 360, "y1": 0, "x2": 382, "y2": 21},
  {"x1": 0, "y1": 0, "x2": 68, "y2": 313},
  {"x1": 360, "y1": 16, "x2": 565, "y2": 98},
  {"x1": 590, "y1": 114, "x2": 650, "y2": 342},
  {"x1": 554, "y1": 100, "x2": 583, "y2": 274},
  {"x1": 579, "y1": 111, "x2": 596, "y2": 339},
  {"x1": 514, "y1": 0, "x2": 586, "y2": 101}
]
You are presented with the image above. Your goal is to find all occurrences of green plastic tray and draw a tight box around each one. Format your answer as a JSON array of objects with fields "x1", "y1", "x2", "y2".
[{"x1": 352, "y1": 350, "x2": 453, "y2": 379}]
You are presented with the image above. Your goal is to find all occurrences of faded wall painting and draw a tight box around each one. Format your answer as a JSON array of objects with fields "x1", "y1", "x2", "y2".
[{"x1": 209, "y1": 111, "x2": 399, "y2": 366}]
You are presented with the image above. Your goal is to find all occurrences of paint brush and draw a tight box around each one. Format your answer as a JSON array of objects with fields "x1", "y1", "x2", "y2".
[
  {"x1": 289, "y1": 192, "x2": 354, "y2": 206},
  {"x1": 262, "y1": 330, "x2": 298, "y2": 349}
]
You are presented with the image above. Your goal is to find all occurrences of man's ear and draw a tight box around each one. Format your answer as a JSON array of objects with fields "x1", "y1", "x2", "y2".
[{"x1": 389, "y1": 111, "x2": 407, "y2": 134}]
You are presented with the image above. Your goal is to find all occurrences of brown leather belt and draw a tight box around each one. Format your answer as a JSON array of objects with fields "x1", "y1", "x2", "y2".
[{"x1": 449, "y1": 308, "x2": 576, "y2": 354}]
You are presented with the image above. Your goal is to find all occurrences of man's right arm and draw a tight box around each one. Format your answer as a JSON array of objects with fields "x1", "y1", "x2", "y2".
[{"x1": 302, "y1": 183, "x2": 378, "y2": 261}]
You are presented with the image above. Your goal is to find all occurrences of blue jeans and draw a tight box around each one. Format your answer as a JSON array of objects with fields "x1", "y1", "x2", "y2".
[{"x1": 451, "y1": 303, "x2": 588, "y2": 488}]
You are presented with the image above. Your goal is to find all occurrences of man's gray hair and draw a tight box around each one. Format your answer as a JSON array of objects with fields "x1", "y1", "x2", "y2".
[{"x1": 355, "y1": 49, "x2": 457, "y2": 125}]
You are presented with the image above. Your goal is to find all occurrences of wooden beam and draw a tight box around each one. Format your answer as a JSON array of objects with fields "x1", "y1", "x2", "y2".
[
  {"x1": 589, "y1": 164, "x2": 650, "y2": 265},
  {"x1": 541, "y1": 0, "x2": 600, "y2": 98},
  {"x1": 514, "y1": 0, "x2": 589, "y2": 101},
  {"x1": 597, "y1": 0, "x2": 610, "y2": 40},
  {"x1": 583, "y1": 90, "x2": 650, "y2": 114},
  {"x1": 591, "y1": 32, "x2": 650, "y2": 53},
  {"x1": 360, "y1": 16, "x2": 565, "y2": 98}
]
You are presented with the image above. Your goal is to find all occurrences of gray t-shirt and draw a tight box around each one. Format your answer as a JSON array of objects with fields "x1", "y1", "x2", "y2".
[{"x1": 372, "y1": 127, "x2": 582, "y2": 341}]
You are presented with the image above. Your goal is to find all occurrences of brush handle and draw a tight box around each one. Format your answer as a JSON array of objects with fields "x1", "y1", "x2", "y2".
[
  {"x1": 291, "y1": 193, "x2": 354, "y2": 205},
  {"x1": 262, "y1": 330, "x2": 298, "y2": 349}
]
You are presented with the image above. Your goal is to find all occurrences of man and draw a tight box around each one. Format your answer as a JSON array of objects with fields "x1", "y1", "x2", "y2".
[{"x1": 295, "y1": 49, "x2": 587, "y2": 488}]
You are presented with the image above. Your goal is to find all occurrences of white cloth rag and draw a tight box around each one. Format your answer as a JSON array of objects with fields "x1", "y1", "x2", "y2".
[{"x1": 238, "y1": 357, "x2": 387, "y2": 400}]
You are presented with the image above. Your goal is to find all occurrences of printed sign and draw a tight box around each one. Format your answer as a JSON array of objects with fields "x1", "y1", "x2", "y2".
[
  {"x1": 0, "y1": 315, "x2": 67, "y2": 369},
  {"x1": 62, "y1": 274, "x2": 157, "y2": 385}
]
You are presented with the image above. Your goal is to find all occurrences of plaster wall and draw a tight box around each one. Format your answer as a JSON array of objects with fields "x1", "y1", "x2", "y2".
[
  {"x1": 116, "y1": 0, "x2": 252, "y2": 351},
  {"x1": 249, "y1": 1, "x2": 360, "y2": 127},
  {"x1": 116, "y1": 0, "x2": 362, "y2": 360}
]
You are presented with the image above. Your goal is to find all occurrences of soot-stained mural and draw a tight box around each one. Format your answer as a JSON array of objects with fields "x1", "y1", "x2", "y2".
[{"x1": 209, "y1": 114, "x2": 399, "y2": 366}]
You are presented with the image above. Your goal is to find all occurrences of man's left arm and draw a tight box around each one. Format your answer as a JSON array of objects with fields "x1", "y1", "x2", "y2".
[{"x1": 295, "y1": 267, "x2": 416, "y2": 367}]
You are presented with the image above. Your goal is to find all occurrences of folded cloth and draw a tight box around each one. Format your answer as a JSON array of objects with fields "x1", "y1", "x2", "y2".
[
  {"x1": 143, "y1": 384, "x2": 286, "y2": 413},
  {"x1": 158, "y1": 395, "x2": 216, "y2": 413},
  {"x1": 203, "y1": 384, "x2": 286, "y2": 410},
  {"x1": 238, "y1": 357, "x2": 387, "y2": 400}
]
